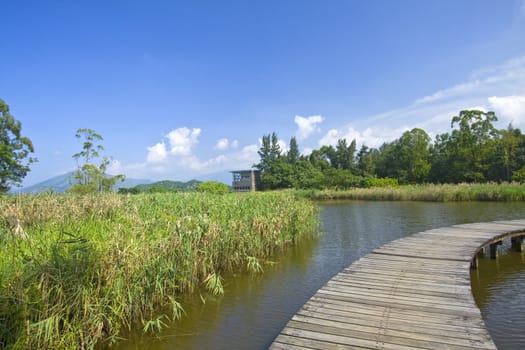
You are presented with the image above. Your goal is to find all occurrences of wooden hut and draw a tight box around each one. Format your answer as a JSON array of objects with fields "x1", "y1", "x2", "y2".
[{"x1": 230, "y1": 170, "x2": 261, "y2": 192}]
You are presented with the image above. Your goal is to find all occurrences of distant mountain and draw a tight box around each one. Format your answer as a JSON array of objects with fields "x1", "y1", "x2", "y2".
[
  {"x1": 15, "y1": 170, "x2": 234, "y2": 194},
  {"x1": 17, "y1": 172, "x2": 152, "y2": 194}
]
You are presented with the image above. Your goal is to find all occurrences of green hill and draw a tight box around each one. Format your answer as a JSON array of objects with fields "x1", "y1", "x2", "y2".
[{"x1": 118, "y1": 180, "x2": 202, "y2": 193}]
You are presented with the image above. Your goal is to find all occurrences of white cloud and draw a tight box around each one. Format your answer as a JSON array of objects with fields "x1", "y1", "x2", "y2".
[
  {"x1": 278, "y1": 139, "x2": 288, "y2": 153},
  {"x1": 214, "y1": 138, "x2": 240, "y2": 151},
  {"x1": 319, "y1": 126, "x2": 408, "y2": 149},
  {"x1": 488, "y1": 95, "x2": 525, "y2": 125},
  {"x1": 295, "y1": 115, "x2": 324, "y2": 140},
  {"x1": 121, "y1": 135, "x2": 260, "y2": 182},
  {"x1": 215, "y1": 138, "x2": 229, "y2": 151},
  {"x1": 302, "y1": 147, "x2": 313, "y2": 156},
  {"x1": 166, "y1": 127, "x2": 201, "y2": 156},
  {"x1": 146, "y1": 142, "x2": 168, "y2": 163},
  {"x1": 239, "y1": 144, "x2": 259, "y2": 161}
]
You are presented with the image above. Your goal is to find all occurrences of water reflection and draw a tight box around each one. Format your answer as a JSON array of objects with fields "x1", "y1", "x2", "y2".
[
  {"x1": 471, "y1": 241, "x2": 525, "y2": 349},
  {"x1": 115, "y1": 201, "x2": 525, "y2": 350}
]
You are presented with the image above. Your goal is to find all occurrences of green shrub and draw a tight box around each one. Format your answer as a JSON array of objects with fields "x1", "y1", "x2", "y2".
[
  {"x1": 365, "y1": 177, "x2": 399, "y2": 188},
  {"x1": 197, "y1": 181, "x2": 231, "y2": 194}
]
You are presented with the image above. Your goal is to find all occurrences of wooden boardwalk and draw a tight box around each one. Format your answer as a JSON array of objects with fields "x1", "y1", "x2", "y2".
[{"x1": 269, "y1": 220, "x2": 525, "y2": 350}]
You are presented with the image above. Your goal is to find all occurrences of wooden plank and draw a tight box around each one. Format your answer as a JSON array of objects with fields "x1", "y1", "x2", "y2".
[
  {"x1": 299, "y1": 303, "x2": 490, "y2": 334},
  {"x1": 290, "y1": 316, "x2": 495, "y2": 349},
  {"x1": 269, "y1": 220, "x2": 525, "y2": 350},
  {"x1": 304, "y1": 298, "x2": 488, "y2": 329}
]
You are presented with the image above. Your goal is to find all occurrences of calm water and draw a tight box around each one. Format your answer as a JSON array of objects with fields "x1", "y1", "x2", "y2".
[{"x1": 116, "y1": 201, "x2": 525, "y2": 350}]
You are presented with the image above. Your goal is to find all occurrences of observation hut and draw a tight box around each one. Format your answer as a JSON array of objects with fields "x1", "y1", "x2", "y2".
[{"x1": 231, "y1": 169, "x2": 261, "y2": 192}]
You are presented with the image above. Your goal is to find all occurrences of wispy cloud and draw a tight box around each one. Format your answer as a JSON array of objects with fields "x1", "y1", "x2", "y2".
[{"x1": 318, "y1": 55, "x2": 525, "y2": 148}]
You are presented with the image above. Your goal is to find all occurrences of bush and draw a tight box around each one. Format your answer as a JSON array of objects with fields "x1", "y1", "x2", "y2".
[
  {"x1": 365, "y1": 177, "x2": 399, "y2": 188},
  {"x1": 197, "y1": 181, "x2": 231, "y2": 194}
]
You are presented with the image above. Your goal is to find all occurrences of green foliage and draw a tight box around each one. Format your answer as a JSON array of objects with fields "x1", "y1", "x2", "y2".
[
  {"x1": 197, "y1": 181, "x2": 230, "y2": 194},
  {"x1": 255, "y1": 110, "x2": 525, "y2": 190},
  {"x1": 430, "y1": 110, "x2": 499, "y2": 183},
  {"x1": 365, "y1": 177, "x2": 399, "y2": 188},
  {"x1": 287, "y1": 137, "x2": 300, "y2": 165},
  {"x1": 0, "y1": 192, "x2": 318, "y2": 348},
  {"x1": 305, "y1": 183, "x2": 525, "y2": 201},
  {"x1": 255, "y1": 132, "x2": 282, "y2": 173},
  {"x1": 69, "y1": 128, "x2": 124, "y2": 194},
  {"x1": 512, "y1": 166, "x2": 525, "y2": 183},
  {"x1": 0, "y1": 98, "x2": 36, "y2": 193}
]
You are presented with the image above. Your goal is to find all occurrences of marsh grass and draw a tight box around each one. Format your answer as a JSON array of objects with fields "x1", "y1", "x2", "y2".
[
  {"x1": 0, "y1": 192, "x2": 317, "y2": 349},
  {"x1": 303, "y1": 182, "x2": 525, "y2": 201}
]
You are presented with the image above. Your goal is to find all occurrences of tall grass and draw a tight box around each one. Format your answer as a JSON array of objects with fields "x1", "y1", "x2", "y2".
[
  {"x1": 302, "y1": 182, "x2": 525, "y2": 202},
  {"x1": 0, "y1": 192, "x2": 318, "y2": 349}
]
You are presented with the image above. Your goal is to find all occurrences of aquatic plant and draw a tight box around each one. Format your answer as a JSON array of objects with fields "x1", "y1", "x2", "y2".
[
  {"x1": 302, "y1": 182, "x2": 525, "y2": 202},
  {"x1": 0, "y1": 192, "x2": 317, "y2": 349}
]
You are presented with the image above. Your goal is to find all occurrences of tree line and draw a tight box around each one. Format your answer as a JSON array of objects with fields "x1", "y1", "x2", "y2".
[{"x1": 254, "y1": 110, "x2": 525, "y2": 190}]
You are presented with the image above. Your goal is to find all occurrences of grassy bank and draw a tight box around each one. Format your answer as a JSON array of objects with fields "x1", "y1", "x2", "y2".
[
  {"x1": 299, "y1": 182, "x2": 525, "y2": 201},
  {"x1": 0, "y1": 192, "x2": 318, "y2": 349}
]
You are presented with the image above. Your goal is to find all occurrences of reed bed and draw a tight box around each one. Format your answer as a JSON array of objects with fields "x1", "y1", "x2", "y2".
[
  {"x1": 0, "y1": 192, "x2": 318, "y2": 349},
  {"x1": 304, "y1": 182, "x2": 525, "y2": 202}
]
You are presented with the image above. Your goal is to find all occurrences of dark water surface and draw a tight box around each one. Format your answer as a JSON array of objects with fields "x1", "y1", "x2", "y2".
[{"x1": 116, "y1": 201, "x2": 524, "y2": 350}]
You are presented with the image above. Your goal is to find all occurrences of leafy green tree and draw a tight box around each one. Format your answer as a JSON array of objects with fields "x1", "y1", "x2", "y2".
[
  {"x1": 356, "y1": 145, "x2": 379, "y2": 176},
  {"x1": 0, "y1": 98, "x2": 36, "y2": 193},
  {"x1": 430, "y1": 110, "x2": 498, "y2": 183},
  {"x1": 255, "y1": 132, "x2": 289, "y2": 190},
  {"x1": 487, "y1": 125, "x2": 525, "y2": 181},
  {"x1": 290, "y1": 159, "x2": 325, "y2": 189},
  {"x1": 287, "y1": 137, "x2": 300, "y2": 165},
  {"x1": 308, "y1": 148, "x2": 331, "y2": 171},
  {"x1": 255, "y1": 132, "x2": 282, "y2": 172},
  {"x1": 394, "y1": 128, "x2": 431, "y2": 183},
  {"x1": 69, "y1": 128, "x2": 124, "y2": 193},
  {"x1": 334, "y1": 138, "x2": 357, "y2": 170},
  {"x1": 429, "y1": 133, "x2": 453, "y2": 183},
  {"x1": 322, "y1": 168, "x2": 363, "y2": 189}
]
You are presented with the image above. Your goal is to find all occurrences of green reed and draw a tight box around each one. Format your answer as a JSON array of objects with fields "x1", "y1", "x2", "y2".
[
  {"x1": 302, "y1": 182, "x2": 525, "y2": 201},
  {"x1": 0, "y1": 192, "x2": 318, "y2": 349}
]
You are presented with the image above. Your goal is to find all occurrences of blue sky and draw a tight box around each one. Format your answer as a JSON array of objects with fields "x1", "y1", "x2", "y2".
[{"x1": 2, "y1": 0, "x2": 525, "y2": 186}]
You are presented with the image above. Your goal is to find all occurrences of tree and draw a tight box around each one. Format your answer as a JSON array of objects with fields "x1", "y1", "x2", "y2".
[
  {"x1": 334, "y1": 138, "x2": 357, "y2": 170},
  {"x1": 69, "y1": 128, "x2": 124, "y2": 193},
  {"x1": 430, "y1": 110, "x2": 498, "y2": 183},
  {"x1": 487, "y1": 125, "x2": 525, "y2": 181},
  {"x1": 0, "y1": 98, "x2": 36, "y2": 193},
  {"x1": 255, "y1": 132, "x2": 282, "y2": 172},
  {"x1": 287, "y1": 137, "x2": 300, "y2": 165},
  {"x1": 255, "y1": 132, "x2": 288, "y2": 190},
  {"x1": 356, "y1": 145, "x2": 379, "y2": 177},
  {"x1": 394, "y1": 128, "x2": 431, "y2": 183}
]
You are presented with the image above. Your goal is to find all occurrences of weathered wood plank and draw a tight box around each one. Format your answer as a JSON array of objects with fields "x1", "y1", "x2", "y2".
[{"x1": 269, "y1": 220, "x2": 525, "y2": 350}]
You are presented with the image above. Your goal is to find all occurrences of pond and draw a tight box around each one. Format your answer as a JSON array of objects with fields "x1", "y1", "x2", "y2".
[{"x1": 116, "y1": 201, "x2": 525, "y2": 350}]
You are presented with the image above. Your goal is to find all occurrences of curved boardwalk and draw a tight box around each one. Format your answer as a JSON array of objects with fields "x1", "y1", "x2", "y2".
[{"x1": 270, "y1": 220, "x2": 525, "y2": 350}]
